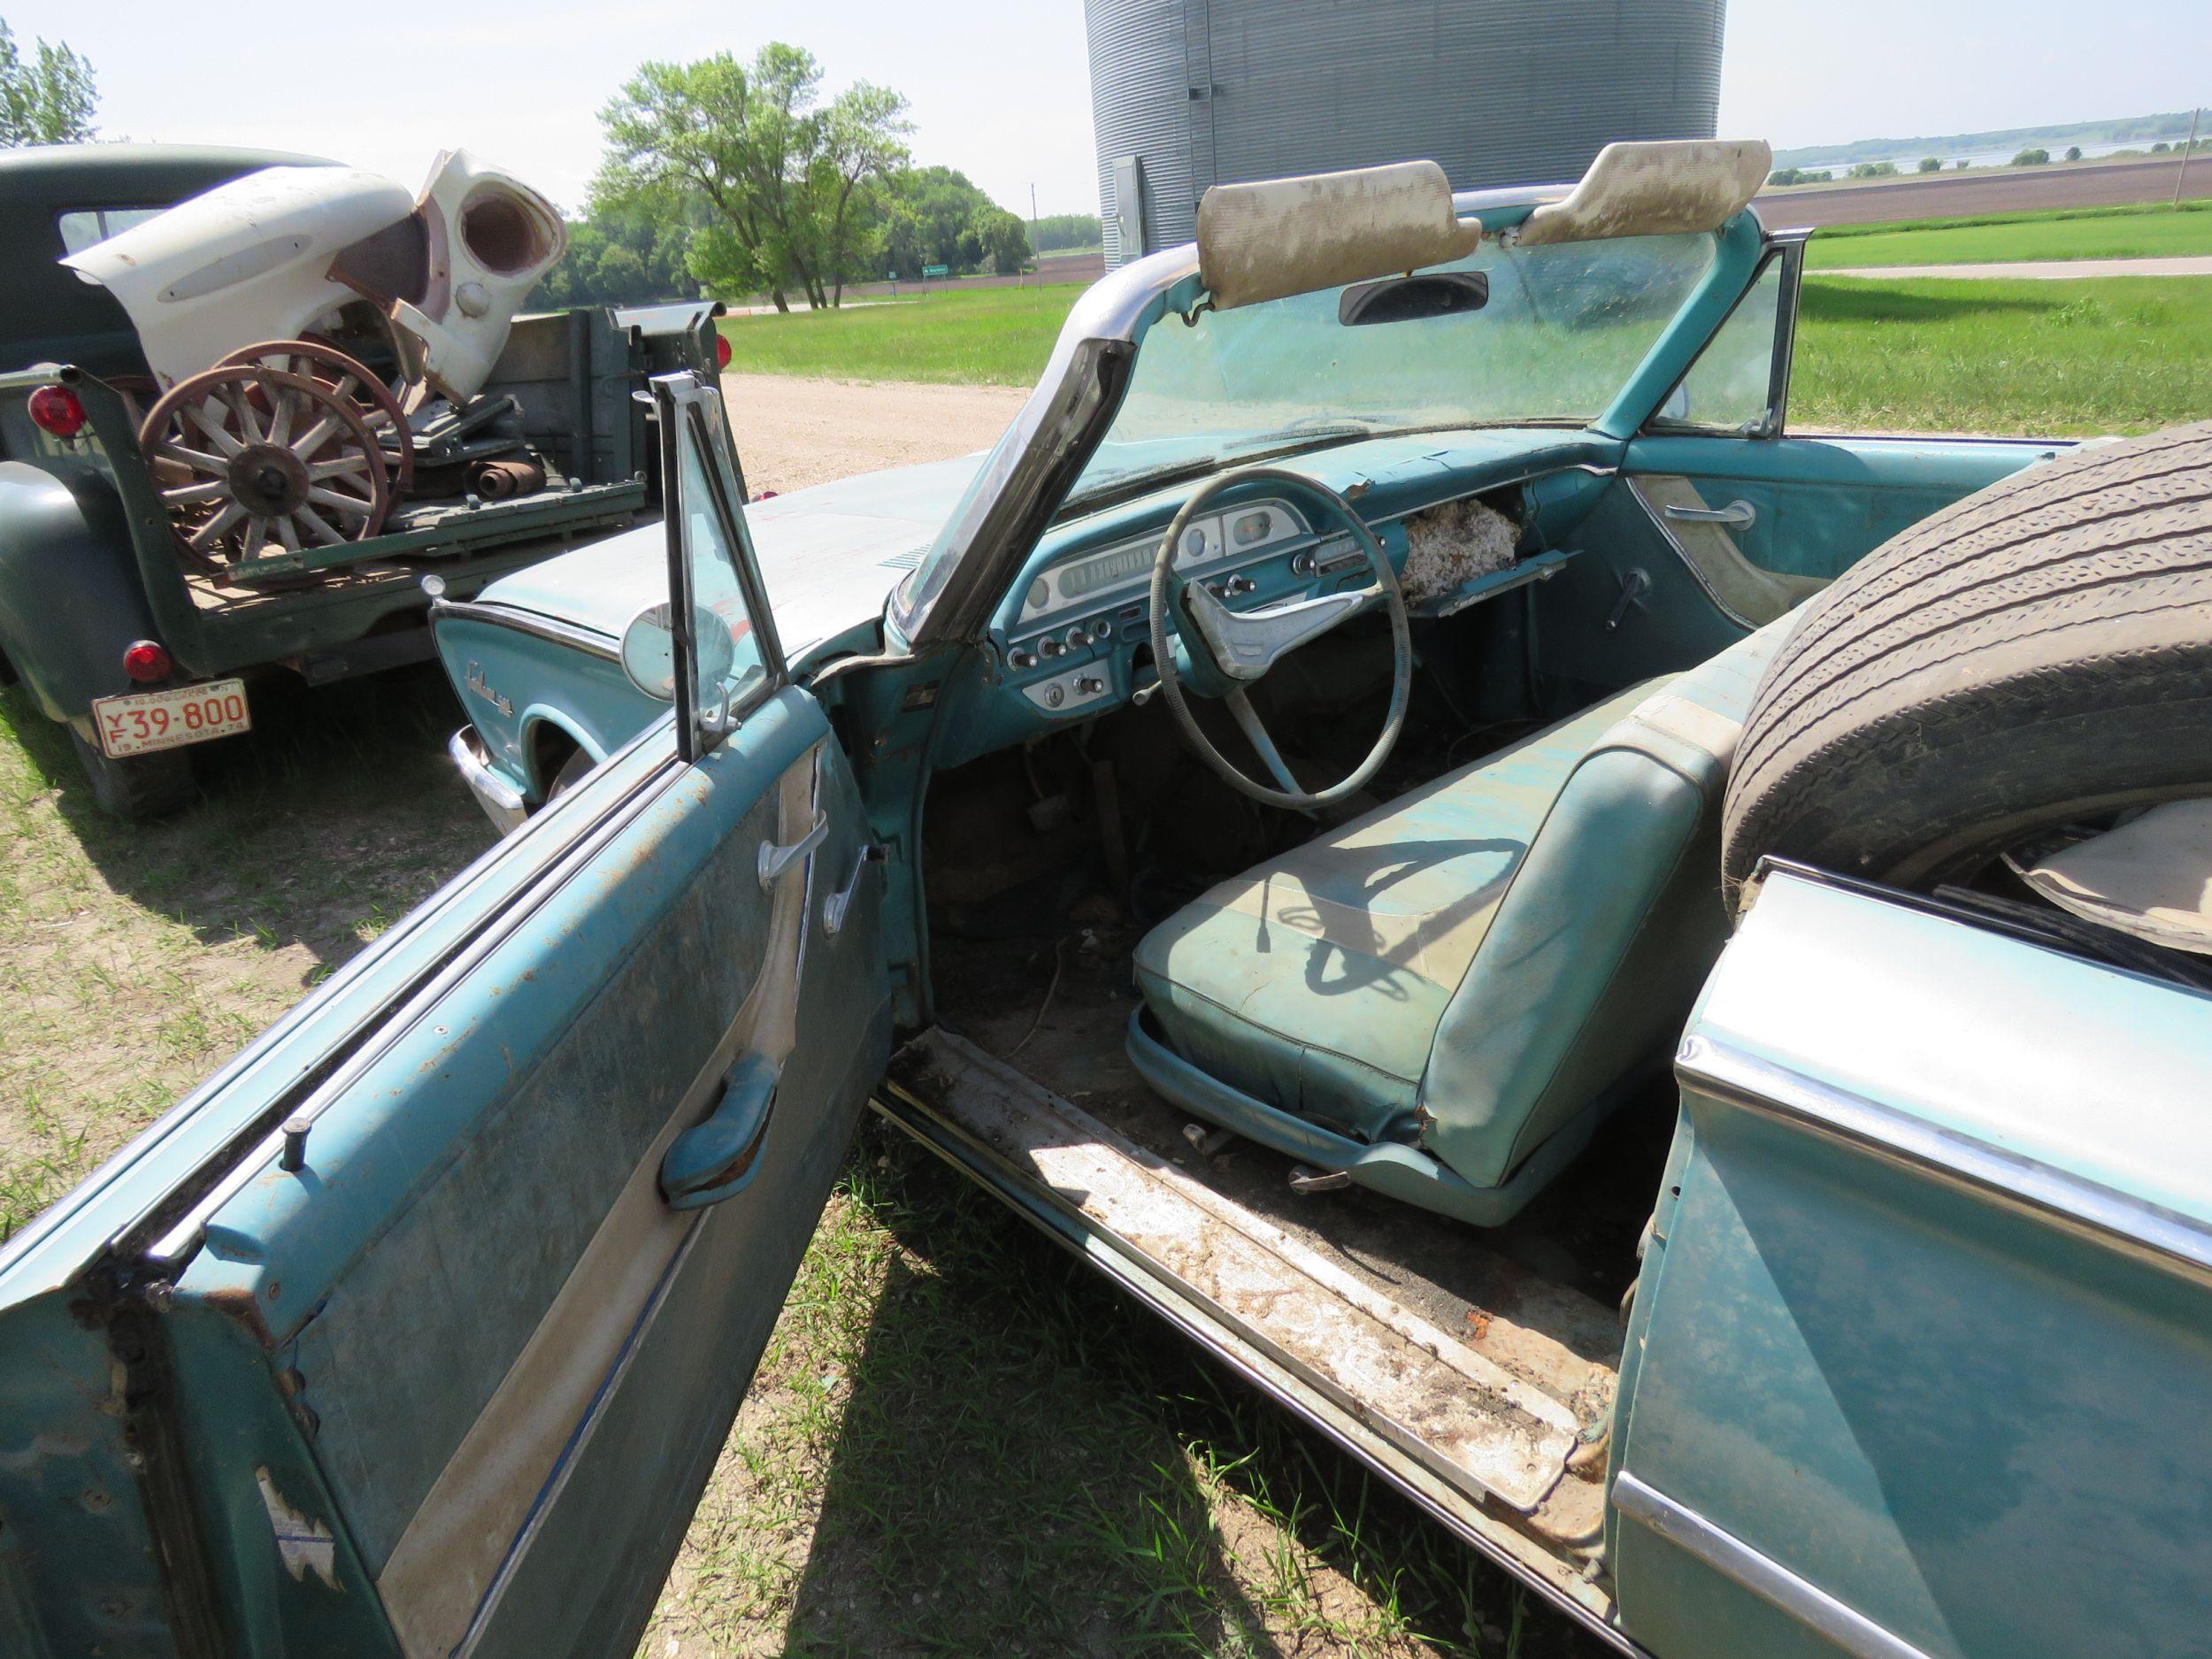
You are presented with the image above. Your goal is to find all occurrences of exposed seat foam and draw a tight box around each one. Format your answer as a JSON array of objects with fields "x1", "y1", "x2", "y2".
[{"x1": 1130, "y1": 614, "x2": 1793, "y2": 1224}]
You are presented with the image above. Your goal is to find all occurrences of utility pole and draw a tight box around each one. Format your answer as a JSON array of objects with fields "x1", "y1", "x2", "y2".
[
  {"x1": 1029, "y1": 182, "x2": 1039, "y2": 288},
  {"x1": 2177, "y1": 107, "x2": 2202, "y2": 209}
]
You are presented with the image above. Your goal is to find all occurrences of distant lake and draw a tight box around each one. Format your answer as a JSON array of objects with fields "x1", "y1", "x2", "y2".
[{"x1": 1787, "y1": 138, "x2": 2173, "y2": 173}]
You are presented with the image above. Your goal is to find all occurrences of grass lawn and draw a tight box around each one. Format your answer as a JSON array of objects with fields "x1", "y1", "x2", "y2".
[
  {"x1": 721, "y1": 271, "x2": 2212, "y2": 436},
  {"x1": 1808, "y1": 201, "x2": 2212, "y2": 268},
  {"x1": 0, "y1": 668, "x2": 495, "y2": 1241},
  {"x1": 722, "y1": 283, "x2": 1086, "y2": 387},
  {"x1": 1793, "y1": 274, "x2": 2212, "y2": 434}
]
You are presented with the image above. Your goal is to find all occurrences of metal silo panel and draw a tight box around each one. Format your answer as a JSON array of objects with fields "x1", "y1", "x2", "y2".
[
  {"x1": 1088, "y1": 0, "x2": 1725, "y2": 263},
  {"x1": 1087, "y1": 0, "x2": 1199, "y2": 264}
]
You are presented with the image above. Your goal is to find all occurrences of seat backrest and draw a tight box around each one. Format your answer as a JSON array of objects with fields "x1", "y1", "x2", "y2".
[{"x1": 1417, "y1": 614, "x2": 1793, "y2": 1190}]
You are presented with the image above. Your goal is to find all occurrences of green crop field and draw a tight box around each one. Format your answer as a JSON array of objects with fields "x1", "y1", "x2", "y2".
[
  {"x1": 1808, "y1": 201, "x2": 2212, "y2": 267},
  {"x1": 721, "y1": 271, "x2": 2212, "y2": 435}
]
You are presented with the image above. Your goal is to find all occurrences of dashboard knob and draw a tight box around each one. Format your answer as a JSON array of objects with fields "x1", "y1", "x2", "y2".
[
  {"x1": 1076, "y1": 674, "x2": 1106, "y2": 695},
  {"x1": 1039, "y1": 636, "x2": 1064, "y2": 659},
  {"x1": 1008, "y1": 649, "x2": 1038, "y2": 671},
  {"x1": 1091, "y1": 616, "x2": 1114, "y2": 640},
  {"x1": 1290, "y1": 550, "x2": 1316, "y2": 576},
  {"x1": 1224, "y1": 574, "x2": 1257, "y2": 597},
  {"x1": 1064, "y1": 626, "x2": 1093, "y2": 650}
]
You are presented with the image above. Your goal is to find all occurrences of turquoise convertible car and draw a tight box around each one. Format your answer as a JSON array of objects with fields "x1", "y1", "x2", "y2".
[{"x1": 7, "y1": 143, "x2": 2212, "y2": 1657}]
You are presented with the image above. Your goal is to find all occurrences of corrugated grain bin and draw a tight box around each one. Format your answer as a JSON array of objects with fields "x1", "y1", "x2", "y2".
[{"x1": 1087, "y1": 0, "x2": 1727, "y2": 265}]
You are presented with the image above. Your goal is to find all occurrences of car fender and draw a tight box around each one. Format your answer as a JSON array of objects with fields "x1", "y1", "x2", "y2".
[
  {"x1": 0, "y1": 460, "x2": 163, "y2": 728},
  {"x1": 518, "y1": 703, "x2": 605, "y2": 798}
]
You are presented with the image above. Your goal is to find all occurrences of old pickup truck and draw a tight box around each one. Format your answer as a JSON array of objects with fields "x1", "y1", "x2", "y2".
[
  {"x1": 0, "y1": 142, "x2": 719, "y2": 816},
  {"x1": 4, "y1": 144, "x2": 2209, "y2": 1659}
]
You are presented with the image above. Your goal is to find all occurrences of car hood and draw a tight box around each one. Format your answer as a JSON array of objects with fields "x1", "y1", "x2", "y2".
[{"x1": 472, "y1": 452, "x2": 981, "y2": 661}]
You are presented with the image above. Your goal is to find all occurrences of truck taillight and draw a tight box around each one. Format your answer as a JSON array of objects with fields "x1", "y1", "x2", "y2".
[
  {"x1": 27, "y1": 384, "x2": 87, "y2": 439},
  {"x1": 122, "y1": 640, "x2": 172, "y2": 683},
  {"x1": 715, "y1": 333, "x2": 732, "y2": 370}
]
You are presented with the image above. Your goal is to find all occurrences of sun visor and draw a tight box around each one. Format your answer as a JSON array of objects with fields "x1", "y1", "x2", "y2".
[
  {"x1": 1197, "y1": 160, "x2": 1481, "y2": 311},
  {"x1": 1514, "y1": 140, "x2": 1772, "y2": 247}
]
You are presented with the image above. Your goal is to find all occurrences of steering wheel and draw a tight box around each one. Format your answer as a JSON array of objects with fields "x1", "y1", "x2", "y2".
[{"x1": 1148, "y1": 465, "x2": 1412, "y2": 810}]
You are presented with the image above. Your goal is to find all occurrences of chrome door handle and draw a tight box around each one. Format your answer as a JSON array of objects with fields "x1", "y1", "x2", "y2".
[
  {"x1": 823, "y1": 843, "x2": 886, "y2": 935},
  {"x1": 757, "y1": 811, "x2": 828, "y2": 889},
  {"x1": 1663, "y1": 498, "x2": 1755, "y2": 529}
]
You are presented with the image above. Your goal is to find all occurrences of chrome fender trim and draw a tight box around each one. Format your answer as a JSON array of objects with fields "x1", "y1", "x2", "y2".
[{"x1": 1612, "y1": 1471, "x2": 1932, "y2": 1659}]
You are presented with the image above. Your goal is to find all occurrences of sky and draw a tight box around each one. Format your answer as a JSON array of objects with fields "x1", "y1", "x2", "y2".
[{"x1": 7, "y1": 1, "x2": 2207, "y2": 219}]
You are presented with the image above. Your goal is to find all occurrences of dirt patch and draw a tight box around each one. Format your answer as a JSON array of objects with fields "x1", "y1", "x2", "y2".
[{"x1": 723, "y1": 372, "x2": 1030, "y2": 495}]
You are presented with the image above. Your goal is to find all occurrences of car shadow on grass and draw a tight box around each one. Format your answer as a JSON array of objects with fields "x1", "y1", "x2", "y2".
[
  {"x1": 731, "y1": 1120, "x2": 1614, "y2": 1659},
  {"x1": 1, "y1": 664, "x2": 494, "y2": 981}
]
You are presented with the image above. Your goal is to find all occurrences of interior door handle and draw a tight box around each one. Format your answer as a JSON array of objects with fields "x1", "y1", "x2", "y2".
[
  {"x1": 823, "y1": 843, "x2": 885, "y2": 935},
  {"x1": 661, "y1": 1052, "x2": 779, "y2": 1210},
  {"x1": 1663, "y1": 498, "x2": 1756, "y2": 529},
  {"x1": 757, "y1": 811, "x2": 828, "y2": 889}
]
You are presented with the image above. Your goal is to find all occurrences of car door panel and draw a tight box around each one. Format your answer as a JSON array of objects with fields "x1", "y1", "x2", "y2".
[
  {"x1": 0, "y1": 373, "x2": 889, "y2": 1658},
  {"x1": 1612, "y1": 867, "x2": 2212, "y2": 1659},
  {"x1": 170, "y1": 685, "x2": 883, "y2": 1659},
  {"x1": 1624, "y1": 433, "x2": 2063, "y2": 591}
]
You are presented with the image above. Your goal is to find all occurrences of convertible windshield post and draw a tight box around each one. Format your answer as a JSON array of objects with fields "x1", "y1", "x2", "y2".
[{"x1": 1592, "y1": 209, "x2": 1770, "y2": 442}]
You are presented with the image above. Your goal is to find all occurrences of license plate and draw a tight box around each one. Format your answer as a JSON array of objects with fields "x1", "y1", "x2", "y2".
[{"x1": 93, "y1": 679, "x2": 251, "y2": 758}]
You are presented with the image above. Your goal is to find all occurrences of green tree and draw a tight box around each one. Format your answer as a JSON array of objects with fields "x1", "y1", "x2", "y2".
[
  {"x1": 2064, "y1": 145, "x2": 2083, "y2": 161},
  {"x1": 977, "y1": 207, "x2": 1030, "y2": 274},
  {"x1": 807, "y1": 80, "x2": 911, "y2": 304},
  {"x1": 595, "y1": 44, "x2": 909, "y2": 311},
  {"x1": 1028, "y1": 212, "x2": 1101, "y2": 253},
  {"x1": 2011, "y1": 148, "x2": 2051, "y2": 166},
  {"x1": 1917, "y1": 156, "x2": 1942, "y2": 173},
  {"x1": 0, "y1": 18, "x2": 96, "y2": 146},
  {"x1": 596, "y1": 53, "x2": 792, "y2": 307}
]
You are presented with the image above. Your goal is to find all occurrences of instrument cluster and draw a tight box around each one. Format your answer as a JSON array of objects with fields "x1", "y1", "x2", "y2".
[{"x1": 1001, "y1": 495, "x2": 1371, "y2": 720}]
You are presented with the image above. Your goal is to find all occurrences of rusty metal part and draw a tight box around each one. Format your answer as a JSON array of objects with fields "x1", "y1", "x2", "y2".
[
  {"x1": 216, "y1": 338, "x2": 414, "y2": 496},
  {"x1": 138, "y1": 364, "x2": 393, "y2": 568},
  {"x1": 469, "y1": 457, "x2": 545, "y2": 501}
]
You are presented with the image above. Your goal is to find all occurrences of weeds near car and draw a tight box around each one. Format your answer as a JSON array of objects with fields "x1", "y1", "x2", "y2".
[
  {"x1": 0, "y1": 666, "x2": 492, "y2": 1243},
  {"x1": 638, "y1": 1116, "x2": 1588, "y2": 1658}
]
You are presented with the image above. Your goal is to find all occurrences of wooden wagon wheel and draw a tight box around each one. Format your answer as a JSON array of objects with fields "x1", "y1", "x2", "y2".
[
  {"x1": 138, "y1": 363, "x2": 394, "y2": 567},
  {"x1": 216, "y1": 337, "x2": 414, "y2": 495}
]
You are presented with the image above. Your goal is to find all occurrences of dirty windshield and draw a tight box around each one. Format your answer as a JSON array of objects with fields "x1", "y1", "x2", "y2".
[
  {"x1": 895, "y1": 229, "x2": 1717, "y2": 626},
  {"x1": 1068, "y1": 230, "x2": 1717, "y2": 506}
]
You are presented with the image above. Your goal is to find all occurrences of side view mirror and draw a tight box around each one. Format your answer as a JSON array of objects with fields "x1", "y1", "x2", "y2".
[{"x1": 619, "y1": 599, "x2": 738, "y2": 702}]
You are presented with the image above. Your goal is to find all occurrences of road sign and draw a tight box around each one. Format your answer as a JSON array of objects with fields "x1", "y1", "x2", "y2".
[{"x1": 921, "y1": 264, "x2": 949, "y2": 279}]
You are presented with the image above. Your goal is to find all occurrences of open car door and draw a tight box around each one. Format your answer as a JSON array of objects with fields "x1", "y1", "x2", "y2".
[{"x1": 0, "y1": 373, "x2": 890, "y2": 1658}]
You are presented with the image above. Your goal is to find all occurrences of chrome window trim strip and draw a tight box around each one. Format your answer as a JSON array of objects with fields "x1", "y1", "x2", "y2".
[
  {"x1": 432, "y1": 598, "x2": 621, "y2": 664},
  {"x1": 1611, "y1": 1471, "x2": 1932, "y2": 1659},
  {"x1": 1677, "y1": 1033, "x2": 2212, "y2": 1288}
]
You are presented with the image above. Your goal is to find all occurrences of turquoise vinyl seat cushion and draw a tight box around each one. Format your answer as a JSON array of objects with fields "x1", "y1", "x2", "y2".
[{"x1": 1132, "y1": 613, "x2": 1793, "y2": 1214}]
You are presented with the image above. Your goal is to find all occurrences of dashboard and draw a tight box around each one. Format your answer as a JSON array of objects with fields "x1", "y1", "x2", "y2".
[{"x1": 999, "y1": 495, "x2": 1384, "y2": 718}]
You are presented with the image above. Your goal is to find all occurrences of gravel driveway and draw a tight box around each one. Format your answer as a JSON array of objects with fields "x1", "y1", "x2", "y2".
[{"x1": 723, "y1": 372, "x2": 1030, "y2": 495}]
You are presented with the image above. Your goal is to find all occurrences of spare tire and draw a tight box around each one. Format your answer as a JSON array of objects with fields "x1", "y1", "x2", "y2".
[{"x1": 1722, "y1": 420, "x2": 2212, "y2": 906}]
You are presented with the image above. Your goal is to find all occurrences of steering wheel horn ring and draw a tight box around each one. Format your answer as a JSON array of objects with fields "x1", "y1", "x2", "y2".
[{"x1": 1146, "y1": 465, "x2": 1412, "y2": 810}]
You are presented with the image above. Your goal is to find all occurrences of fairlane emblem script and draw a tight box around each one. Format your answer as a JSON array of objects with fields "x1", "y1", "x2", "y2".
[{"x1": 465, "y1": 662, "x2": 513, "y2": 717}]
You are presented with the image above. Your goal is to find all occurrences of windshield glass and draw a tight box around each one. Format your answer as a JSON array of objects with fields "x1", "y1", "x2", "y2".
[
  {"x1": 893, "y1": 227, "x2": 1720, "y2": 637},
  {"x1": 1068, "y1": 231, "x2": 1716, "y2": 507}
]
